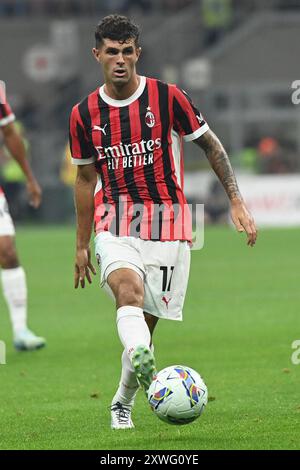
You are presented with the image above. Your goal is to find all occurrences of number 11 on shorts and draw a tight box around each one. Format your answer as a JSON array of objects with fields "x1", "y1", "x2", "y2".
[{"x1": 160, "y1": 266, "x2": 174, "y2": 292}]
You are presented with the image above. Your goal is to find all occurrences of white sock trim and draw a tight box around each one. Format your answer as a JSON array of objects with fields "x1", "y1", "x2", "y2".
[
  {"x1": 116, "y1": 306, "x2": 144, "y2": 323},
  {"x1": 1, "y1": 266, "x2": 24, "y2": 280}
]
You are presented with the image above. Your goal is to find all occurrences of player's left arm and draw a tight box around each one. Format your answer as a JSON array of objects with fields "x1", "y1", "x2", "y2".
[
  {"x1": 1, "y1": 122, "x2": 42, "y2": 208},
  {"x1": 194, "y1": 129, "x2": 257, "y2": 246}
]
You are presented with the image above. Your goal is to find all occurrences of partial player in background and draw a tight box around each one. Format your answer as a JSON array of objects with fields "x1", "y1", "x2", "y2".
[
  {"x1": 70, "y1": 15, "x2": 257, "y2": 430},
  {"x1": 0, "y1": 99, "x2": 46, "y2": 351}
]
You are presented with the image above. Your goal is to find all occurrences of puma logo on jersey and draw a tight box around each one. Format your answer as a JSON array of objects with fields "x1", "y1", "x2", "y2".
[
  {"x1": 162, "y1": 296, "x2": 172, "y2": 309},
  {"x1": 92, "y1": 124, "x2": 108, "y2": 135}
]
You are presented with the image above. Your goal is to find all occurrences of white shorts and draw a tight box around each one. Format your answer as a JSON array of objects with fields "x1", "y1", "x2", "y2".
[
  {"x1": 0, "y1": 194, "x2": 15, "y2": 237},
  {"x1": 94, "y1": 231, "x2": 191, "y2": 321}
]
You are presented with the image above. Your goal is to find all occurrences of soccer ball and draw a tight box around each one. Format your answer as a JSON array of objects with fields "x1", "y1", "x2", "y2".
[{"x1": 147, "y1": 365, "x2": 208, "y2": 425}]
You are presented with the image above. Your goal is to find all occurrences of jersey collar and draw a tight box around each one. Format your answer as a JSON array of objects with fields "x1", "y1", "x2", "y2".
[{"x1": 99, "y1": 76, "x2": 146, "y2": 107}]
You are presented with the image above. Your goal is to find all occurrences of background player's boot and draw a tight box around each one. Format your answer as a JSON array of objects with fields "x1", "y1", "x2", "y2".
[
  {"x1": 14, "y1": 328, "x2": 46, "y2": 351},
  {"x1": 110, "y1": 401, "x2": 134, "y2": 429},
  {"x1": 132, "y1": 345, "x2": 156, "y2": 393}
]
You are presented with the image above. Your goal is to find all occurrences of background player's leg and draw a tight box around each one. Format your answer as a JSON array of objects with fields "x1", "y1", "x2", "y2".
[
  {"x1": 0, "y1": 236, "x2": 26, "y2": 334},
  {"x1": 0, "y1": 235, "x2": 45, "y2": 350}
]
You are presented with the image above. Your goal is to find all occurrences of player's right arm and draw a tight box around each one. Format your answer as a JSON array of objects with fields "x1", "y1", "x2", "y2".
[
  {"x1": 74, "y1": 164, "x2": 97, "y2": 289},
  {"x1": 69, "y1": 103, "x2": 98, "y2": 288}
]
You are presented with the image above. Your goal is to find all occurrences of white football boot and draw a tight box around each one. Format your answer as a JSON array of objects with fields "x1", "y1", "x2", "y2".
[
  {"x1": 110, "y1": 401, "x2": 134, "y2": 429},
  {"x1": 14, "y1": 328, "x2": 46, "y2": 351}
]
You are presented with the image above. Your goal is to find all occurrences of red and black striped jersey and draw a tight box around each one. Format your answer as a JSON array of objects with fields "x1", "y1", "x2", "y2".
[
  {"x1": 69, "y1": 76, "x2": 209, "y2": 241},
  {"x1": 0, "y1": 101, "x2": 16, "y2": 195}
]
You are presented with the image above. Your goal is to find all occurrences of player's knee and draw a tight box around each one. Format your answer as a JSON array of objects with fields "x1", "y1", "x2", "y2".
[
  {"x1": 117, "y1": 280, "x2": 144, "y2": 308},
  {"x1": 0, "y1": 240, "x2": 19, "y2": 269}
]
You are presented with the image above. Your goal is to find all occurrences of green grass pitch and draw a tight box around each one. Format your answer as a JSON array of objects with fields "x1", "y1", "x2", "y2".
[{"x1": 0, "y1": 226, "x2": 299, "y2": 450}]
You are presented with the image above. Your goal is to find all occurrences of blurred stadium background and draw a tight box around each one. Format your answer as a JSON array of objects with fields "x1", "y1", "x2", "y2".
[{"x1": 1, "y1": 0, "x2": 300, "y2": 227}]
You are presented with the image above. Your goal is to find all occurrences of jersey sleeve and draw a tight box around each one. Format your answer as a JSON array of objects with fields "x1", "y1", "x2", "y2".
[
  {"x1": 0, "y1": 102, "x2": 16, "y2": 127},
  {"x1": 69, "y1": 104, "x2": 96, "y2": 165},
  {"x1": 172, "y1": 86, "x2": 209, "y2": 142}
]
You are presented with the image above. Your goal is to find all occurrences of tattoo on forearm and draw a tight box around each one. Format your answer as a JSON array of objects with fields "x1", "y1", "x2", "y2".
[{"x1": 195, "y1": 131, "x2": 241, "y2": 201}]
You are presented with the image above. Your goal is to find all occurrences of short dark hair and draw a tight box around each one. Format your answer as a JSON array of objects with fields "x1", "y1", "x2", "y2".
[{"x1": 95, "y1": 15, "x2": 140, "y2": 48}]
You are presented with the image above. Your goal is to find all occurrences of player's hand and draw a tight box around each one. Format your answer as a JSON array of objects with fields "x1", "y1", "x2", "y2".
[
  {"x1": 75, "y1": 247, "x2": 97, "y2": 289},
  {"x1": 230, "y1": 199, "x2": 257, "y2": 247},
  {"x1": 26, "y1": 178, "x2": 42, "y2": 209}
]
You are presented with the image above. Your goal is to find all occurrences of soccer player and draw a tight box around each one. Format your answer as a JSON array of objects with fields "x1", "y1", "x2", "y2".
[
  {"x1": 70, "y1": 15, "x2": 257, "y2": 429},
  {"x1": 0, "y1": 99, "x2": 46, "y2": 351}
]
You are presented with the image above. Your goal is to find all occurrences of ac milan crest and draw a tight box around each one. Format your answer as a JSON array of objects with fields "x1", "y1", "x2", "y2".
[{"x1": 145, "y1": 106, "x2": 155, "y2": 128}]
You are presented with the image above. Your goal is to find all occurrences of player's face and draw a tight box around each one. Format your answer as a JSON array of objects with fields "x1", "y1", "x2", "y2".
[{"x1": 93, "y1": 38, "x2": 141, "y2": 86}]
